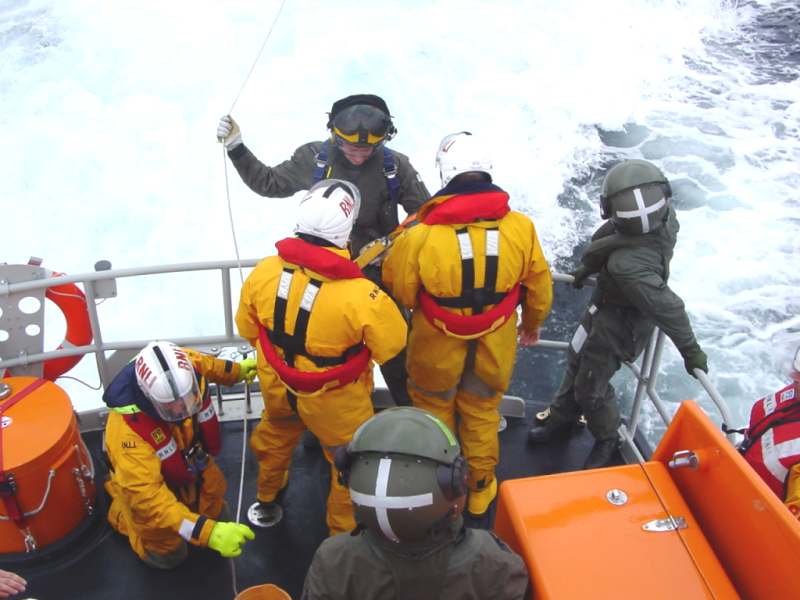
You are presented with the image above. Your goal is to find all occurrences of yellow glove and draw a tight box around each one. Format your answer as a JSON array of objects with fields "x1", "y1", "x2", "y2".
[
  {"x1": 208, "y1": 522, "x2": 255, "y2": 558},
  {"x1": 237, "y1": 357, "x2": 258, "y2": 383}
]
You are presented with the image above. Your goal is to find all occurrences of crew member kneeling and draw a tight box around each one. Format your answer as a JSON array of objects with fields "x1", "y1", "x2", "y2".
[{"x1": 103, "y1": 341, "x2": 255, "y2": 568}]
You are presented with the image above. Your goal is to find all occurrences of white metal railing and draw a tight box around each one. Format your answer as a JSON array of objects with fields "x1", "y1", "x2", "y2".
[
  {"x1": 0, "y1": 261, "x2": 737, "y2": 445},
  {"x1": 0, "y1": 260, "x2": 258, "y2": 388}
]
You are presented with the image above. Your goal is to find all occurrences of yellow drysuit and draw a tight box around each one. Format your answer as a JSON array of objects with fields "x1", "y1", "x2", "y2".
[
  {"x1": 236, "y1": 243, "x2": 407, "y2": 535},
  {"x1": 103, "y1": 349, "x2": 240, "y2": 567},
  {"x1": 383, "y1": 184, "x2": 552, "y2": 491}
]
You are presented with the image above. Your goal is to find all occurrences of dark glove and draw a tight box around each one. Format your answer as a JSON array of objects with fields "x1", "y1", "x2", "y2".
[
  {"x1": 682, "y1": 346, "x2": 708, "y2": 378},
  {"x1": 571, "y1": 266, "x2": 591, "y2": 290}
]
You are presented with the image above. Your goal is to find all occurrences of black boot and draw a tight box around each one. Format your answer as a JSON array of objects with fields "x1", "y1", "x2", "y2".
[
  {"x1": 583, "y1": 438, "x2": 619, "y2": 470},
  {"x1": 527, "y1": 417, "x2": 573, "y2": 444}
]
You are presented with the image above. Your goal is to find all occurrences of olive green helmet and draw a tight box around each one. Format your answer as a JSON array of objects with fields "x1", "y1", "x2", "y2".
[
  {"x1": 600, "y1": 159, "x2": 672, "y2": 235},
  {"x1": 337, "y1": 407, "x2": 467, "y2": 544}
]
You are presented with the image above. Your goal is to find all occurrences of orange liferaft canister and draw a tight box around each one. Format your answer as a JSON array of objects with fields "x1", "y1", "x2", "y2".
[{"x1": 0, "y1": 376, "x2": 96, "y2": 554}]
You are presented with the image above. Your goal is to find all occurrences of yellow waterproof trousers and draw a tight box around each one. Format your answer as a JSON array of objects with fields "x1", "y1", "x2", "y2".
[
  {"x1": 250, "y1": 389, "x2": 371, "y2": 535},
  {"x1": 408, "y1": 376, "x2": 502, "y2": 491},
  {"x1": 105, "y1": 457, "x2": 226, "y2": 567}
]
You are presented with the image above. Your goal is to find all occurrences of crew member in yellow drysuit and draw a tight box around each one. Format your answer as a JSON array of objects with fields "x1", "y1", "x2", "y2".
[
  {"x1": 103, "y1": 341, "x2": 257, "y2": 568},
  {"x1": 236, "y1": 179, "x2": 408, "y2": 535},
  {"x1": 382, "y1": 132, "x2": 553, "y2": 516}
]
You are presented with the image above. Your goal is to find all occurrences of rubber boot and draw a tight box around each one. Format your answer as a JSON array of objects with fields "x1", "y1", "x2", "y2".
[
  {"x1": 583, "y1": 438, "x2": 619, "y2": 470},
  {"x1": 527, "y1": 417, "x2": 574, "y2": 445},
  {"x1": 467, "y1": 478, "x2": 498, "y2": 517}
]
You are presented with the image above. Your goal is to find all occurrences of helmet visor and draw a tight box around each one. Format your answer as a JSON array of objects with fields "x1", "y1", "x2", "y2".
[
  {"x1": 152, "y1": 375, "x2": 201, "y2": 421},
  {"x1": 332, "y1": 105, "x2": 390, "y2": 147}
]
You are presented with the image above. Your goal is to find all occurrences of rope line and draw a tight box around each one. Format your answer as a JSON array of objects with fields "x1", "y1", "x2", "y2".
[
  {"x1": 227, "y1": 0, "x2": 289, "y2": 115},
  {"x1": 221, "y1": 2, "x2": 289, "y2": 595}
]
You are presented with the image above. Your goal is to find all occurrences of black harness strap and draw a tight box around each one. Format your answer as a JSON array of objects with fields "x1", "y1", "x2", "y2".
[
  {"x1": 271, "y1": 268, "x2": 364, "y2": 408},
  {"x1": 428, "y1": 227, "x2": 505, "y2": 314}
]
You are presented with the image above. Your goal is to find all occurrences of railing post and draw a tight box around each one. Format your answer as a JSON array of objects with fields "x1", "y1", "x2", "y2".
[
  {"x1": 222, "y1": 267, "x2": 234, "y2": 338},
  {"x1": 628, "y1": 329, "x2": 658, "y2": 438},
  {"x1": 81, "y1": 280, "x2": 110, "y2": 388},
  {"x1": 695, "y1": 369, "x2": 739, "y2": 443}
]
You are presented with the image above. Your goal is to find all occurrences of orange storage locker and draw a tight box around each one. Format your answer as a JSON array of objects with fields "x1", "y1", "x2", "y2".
[
  {"x1": 652, "y1": 400, "x2": 800, "y2": 599},
  {"x1": 0, "y1": 376, "x2": 96, "y2": 554},
  {"x1": 494, "y1": 461, "x2": 738, "y2": 599}
]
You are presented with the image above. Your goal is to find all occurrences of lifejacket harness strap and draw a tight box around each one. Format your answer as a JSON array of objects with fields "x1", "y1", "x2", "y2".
[
  {"x1": 313, "y1": 140, "x2": 400, "y2": 204},
  {"x1": 261, "y1": 268, "x2": 369, "y2": 400},
  {"x1": 419, "y1": 227, "x2": 520, "y2": 340},
  {"x1": 427, "y1": 228, "x2": 507, "y2": 313},
  {"x1": 739, "y1": 404, "x2": 800, "y2": 454},
  {"x1": 269, "y1": 270, "x2": 361, "y2": 367}
]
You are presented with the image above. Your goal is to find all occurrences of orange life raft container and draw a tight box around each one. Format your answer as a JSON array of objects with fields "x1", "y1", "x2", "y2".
[{"x1": 0, "y1": 376, "x2": 96, "y2": 554}]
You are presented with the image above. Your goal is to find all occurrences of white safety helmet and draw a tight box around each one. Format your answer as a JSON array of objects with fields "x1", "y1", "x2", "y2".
[
  {"x1": 134, "y1": 341, "x2": 201, "y2": 422},
  {"x1": 435, "y1": 131, "x2": 493, "y2": 188},
  {"x1": 295, "y1": 179, "x2": 361, "y2": 249}
]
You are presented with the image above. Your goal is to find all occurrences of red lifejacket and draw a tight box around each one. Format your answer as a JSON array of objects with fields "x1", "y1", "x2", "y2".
[
  {"x1": 742, "y1": 383, "x2": 800, "y2": 498},
  {"x1": 417, "y1": 189, "x2": 520, "y2": 340},
  {"x1": 123, "y1": 391, "x2": 221, "y2": 489},
  {"x1": 257, "y1": 238, "x2": 371, "y2": 396}
]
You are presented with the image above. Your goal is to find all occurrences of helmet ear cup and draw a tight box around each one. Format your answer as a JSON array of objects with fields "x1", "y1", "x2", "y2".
[
  {"x1": 436, "y1": 455, "x2": 468, "y2": 501},
  {"x1": 600, "y1": 194, "x2": 611, "y2": 220},
  {"x1": 334, "y1": 445, "x2": 352, "y2": 486},
  {"x1": 385, "y1": 120, "x2": 397, "y2": 141}
]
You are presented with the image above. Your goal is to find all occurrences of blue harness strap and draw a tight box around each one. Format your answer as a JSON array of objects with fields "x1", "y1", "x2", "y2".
[
  {"x1": 381, "y1": 145, "x2": 400, "y2": 204},
  {"x1": 312, "y1": 140, "x2": 399, "y2": 204},
  {"x1": 312, "y1": 140, "x2": 332, "y2": 183}
]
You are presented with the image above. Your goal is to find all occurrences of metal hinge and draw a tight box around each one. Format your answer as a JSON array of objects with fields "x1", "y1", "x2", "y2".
[{"x1": 642, "y1": 516, "x2": 687, "y2": 532}]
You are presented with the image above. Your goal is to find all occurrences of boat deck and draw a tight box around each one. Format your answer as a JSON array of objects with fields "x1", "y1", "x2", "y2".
[{"x1": 6, "y1": 350, "x2": 621, "y2": 600}]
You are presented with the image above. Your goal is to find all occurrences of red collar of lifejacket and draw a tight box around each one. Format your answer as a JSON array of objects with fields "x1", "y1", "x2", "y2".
[
  {"x1": 420, "y1": 190, "x2": 510, "y2": 225},
  {"x1": 276, "y1": 238, "x2": 363, "y2": 280}
]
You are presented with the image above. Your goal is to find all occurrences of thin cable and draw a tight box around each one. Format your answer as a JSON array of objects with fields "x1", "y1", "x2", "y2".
[
  {"x1": 222, "y1": 150, "x2": 246, "y2": 286},
  {"x1": 56, "y1": 374, "x2": 102, "y2": 390},
  {"x1": 222, "y1": 3, "x2": 288, "y2": 595},
  {"x1": 227, "y1": 0, "x2": 289, "y2": 115}
]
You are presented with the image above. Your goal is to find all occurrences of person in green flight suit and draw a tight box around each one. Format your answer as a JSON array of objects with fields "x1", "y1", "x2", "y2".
[
  {"x1": 528, "y1": 159, "x2": 708, "y2": 469},
  {"x1": 217, "y1": 94, "x2": 429, "y2": 408},
  {"x1": 302, "y1": 407, "x2": 529, "y2": 600}
]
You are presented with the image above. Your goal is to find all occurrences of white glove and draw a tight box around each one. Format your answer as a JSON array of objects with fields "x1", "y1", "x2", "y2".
[{"x1": 217, "y1": 115, "x2": 243, "y2": 150}]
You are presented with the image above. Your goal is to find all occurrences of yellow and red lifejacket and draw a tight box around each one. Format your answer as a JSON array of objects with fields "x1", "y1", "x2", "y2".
[
  {"x1": 257, "y1": 238, "x2": 371, "y2": 396},
  {"x1": 417, "y1": 188, "x2": 520, "y2": 340},
  {"x1": 742, "y1": 383, "x2": 800, "y2": 498},
  {"x1": 122, "y1": 392, "x2": 221, "y2": 489}
]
